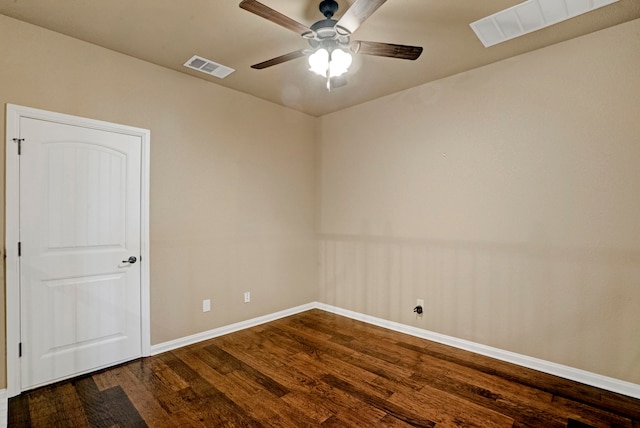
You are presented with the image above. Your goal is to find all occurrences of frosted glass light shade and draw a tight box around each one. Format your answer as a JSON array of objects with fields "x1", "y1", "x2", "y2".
[
  {"x1": 329, "y1": 49, "x2": 352, "y2": 77},
  {"x1": 309, "y1": 49, "x2": 330, "y2": 76},
  {"x1": 308, "y1": 48, "x2": 352, "y2": 77}
]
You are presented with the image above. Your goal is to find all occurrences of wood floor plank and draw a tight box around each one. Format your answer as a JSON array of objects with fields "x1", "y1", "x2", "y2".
[
  {"x1": 178, "y1": 344, "x2": 315, "y2": 427},
  {"x1": 284, "y1": 344, "x2": 428, "y2": 426},
  {"x1": 203, "y1": 343, "x2": 290, "y2": 397},
  {"x1": 309, "y1": 380, "x2": 390, "y2": 427},
  {"x1": 265, "y1": 348, "x2": 390, "y2": 425},
  {"x1": 54, "y1": 383, "x2": 91, "y2": 427},
  {"x1": 389, "y1": 385, "x2": 515, "y2": 428},
  {"x1": 290, "y1": 348, "x2": 381, "y2": 390},
  {"x1": 378, "y1": 340, "x2": 574, "y2": 426},
  {"x1": 394, "y1": 337, "x2": 621, "y2": 417},
  {"x1": 551, "y1": 395, "x2": 634, "y2": 427},
  {"x1": 7, "y1": 393, "x2": 31, "y2": 427},
  {"x1": 147, "y1": 358, "x2": 191, "y2": 392},
  {"x1": 9, "y1": 309, "x2": 640, "y2": 428},
  {"x1": 278, "y1": 312, "x2": 357, "y2": 344},
  {"x1": 274, "y1": 319, "x2": 361, "y2": 360},
  {"x1": 401, "y1": 349, "x2": 628, "y2": 427},
  {"x1": 600, "y1": 392, "x2": 640, "y2": 420},
  {"x1": 321, "y1": 373, "x2": 437, "y2": 427},
  {"x1": 213, "y1": 336, "x2": 323, "y2": 394},
  {"x1": 74, "y1": 376, "x2": 147, "y2": 427},
  {"x1": 253, "y1": 321, "x2": 322, "y2": 358},
  {"x1": 111, "y1": 365, "x2": 175, "y2": 427},
  {"x1": 296, "y1": 330, "x2": 514, "y2": 427},
  {"x1": 176, "y1": 347, "x2": 260, "y2": 403},
  {"x1": 98, "y1": 386, "x2": 147, "y2": 427},
  {"x1": 126, "y1": 356, "x2": 187, "y2": 396},
  {"x1": 160, "y1": 350, "x2": 268, "y2": 427},
  {"x1": 378, "y1": 413, "x2": 422, "y2": 427},
  {"x1": 125, "y1": 357, "x2": 196, "y2": 418},
  {"x1": 153, "y1": 386, "x2": 211, "y2": 427},
  {"x1": 280, "y1": 391, "x2": 336, "y2": 424},
  {"x1": 237, "y1": 389, "x2": 321, "y2": 428},
  {"x1": 27, "y1": 384, "x2": 84, "y2": 428},
  {"x1": 92, "y1": 367, "x2": 121, "y2": 392}
]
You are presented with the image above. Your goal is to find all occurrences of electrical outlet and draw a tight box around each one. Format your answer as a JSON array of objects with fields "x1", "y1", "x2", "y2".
[
  {"x1": 202, "y1": 299, "x2": 211, "y2": 312},
  {"x1": 417, "y1": 299, "x2": 424, "y2": 308},
  {"x1": 244, "y1": 291, "x2": 251, "y2": 303}
]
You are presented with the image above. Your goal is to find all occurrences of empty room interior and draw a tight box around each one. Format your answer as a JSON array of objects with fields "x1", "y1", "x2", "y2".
[{"x1": 1, "y1": 0, "x2": 640, "y2": 426}]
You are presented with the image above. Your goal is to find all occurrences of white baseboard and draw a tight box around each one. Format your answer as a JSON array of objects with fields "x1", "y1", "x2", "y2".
[
  {"x1": 0, "y1": 389, "x2": 7, "y2": 428},
  {"x1": 149, "y1": 301, "x2": 640, "y2": 399},
  {"x1": 316, "y1": 303, "x2": 640, "y2": 400},
  {"x1": 150, "y1": 302, "x2": 317, "y2": 355}
]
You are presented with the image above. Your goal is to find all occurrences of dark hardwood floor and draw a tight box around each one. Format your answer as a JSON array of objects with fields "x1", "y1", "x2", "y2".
[{"x1": 8, "y1": 309, "x2": 640, "y2": 427}]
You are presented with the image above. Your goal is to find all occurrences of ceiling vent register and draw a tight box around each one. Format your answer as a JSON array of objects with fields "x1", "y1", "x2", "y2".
[
  {"x1": 471, "y1": 0, "x2": 620, "y2": 47},
  {"x1": 183, "y1": 55, "x2": 235, "y2": 78}
]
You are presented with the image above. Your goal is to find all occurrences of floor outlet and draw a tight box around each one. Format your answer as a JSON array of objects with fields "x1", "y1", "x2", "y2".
[
  {"x1": 203, "y1": 299, "x2": 211, "y2": 312},
  {"x1": 244, "y1": 292, "x2": 251, "y2": 303}
]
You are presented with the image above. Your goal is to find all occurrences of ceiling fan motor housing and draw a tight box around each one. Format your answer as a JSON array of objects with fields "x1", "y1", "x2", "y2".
[
  {"x1": 308, "y1": 19, "x2": 350, "y2": 49},
  {"x1": 319, "y1": 0, "x2": 339, "y2": 19}
]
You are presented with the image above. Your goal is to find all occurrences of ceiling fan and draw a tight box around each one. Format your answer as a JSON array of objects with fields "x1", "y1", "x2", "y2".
[{"x1": 239, "y1": 0, "x2": 423, "y2": 90}]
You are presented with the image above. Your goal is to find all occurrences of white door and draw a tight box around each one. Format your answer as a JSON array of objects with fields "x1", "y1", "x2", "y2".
[{"x1": 18, "y1": 116, "x2": 143, "y2": 390}]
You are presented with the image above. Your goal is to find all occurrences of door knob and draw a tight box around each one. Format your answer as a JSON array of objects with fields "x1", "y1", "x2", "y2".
[{"x1": 122, "y1": 256, "x2": 137, "y2": 264}]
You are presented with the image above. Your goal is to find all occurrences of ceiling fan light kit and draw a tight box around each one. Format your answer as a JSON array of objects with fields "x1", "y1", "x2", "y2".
[
  {"x1": 239, "y1": 0, "x2": 423, "y2": 90},
  {"x1": 308, "y1": 48, "x2": 352, "y2": 78}
]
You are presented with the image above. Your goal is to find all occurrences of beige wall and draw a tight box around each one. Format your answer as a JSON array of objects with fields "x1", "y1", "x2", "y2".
[
  {"x1": 0, "y1": 15, "x2": 319, "y2": 388},
  {"x1": 319, "y1": 19, "x2": 640, "y2": 383}
]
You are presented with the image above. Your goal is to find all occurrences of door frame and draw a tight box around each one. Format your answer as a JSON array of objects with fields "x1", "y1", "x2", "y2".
[{"x1": 5, "y1": 104, "x2": 151, "y2": 397}]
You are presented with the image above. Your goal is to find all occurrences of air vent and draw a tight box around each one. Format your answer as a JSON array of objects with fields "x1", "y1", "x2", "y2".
[
  {"x1": 470, "y1": 0, "x2": 620, "y2": 47},
  {"x1": 183, "y1": 55, "x2": 235, "y2": 79}
]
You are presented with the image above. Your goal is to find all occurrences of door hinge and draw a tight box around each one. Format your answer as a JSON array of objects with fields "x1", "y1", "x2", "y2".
[
  {"x1": 13, "y1": 138, "x2": 24, "y2": 155},
  {"x1": 19, "y1": 342, "x2": 22, "y2": 358},
  {"x1": 18, "y1": 241, "x2": 22, "y2": 257}
]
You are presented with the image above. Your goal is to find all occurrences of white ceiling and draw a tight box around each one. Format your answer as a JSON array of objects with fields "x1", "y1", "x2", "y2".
[{"x1": 1, "y1": 0, "x2": 638, "y2": 116}]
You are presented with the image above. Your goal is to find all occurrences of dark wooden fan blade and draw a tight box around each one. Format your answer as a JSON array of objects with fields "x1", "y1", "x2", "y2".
[
  {"x1": 336, "y1": 0, "x2": 388, "y2": 35},
  {"x1": 251, "y1": 49, "x2": 307, "y2": 69},
  {"x1": 240, "y1": 0, "x2": 311, "y2": 35},
  {"x1": 350, "y1": 40, "x2": 423, "y2": 60}
]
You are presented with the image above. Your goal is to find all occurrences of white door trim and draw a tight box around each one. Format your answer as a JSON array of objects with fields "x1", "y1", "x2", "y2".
[{"x1": 5, "y1": 104, "x2": 151, "y2": 398}]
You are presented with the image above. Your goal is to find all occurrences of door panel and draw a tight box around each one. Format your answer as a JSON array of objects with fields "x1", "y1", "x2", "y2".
[
  {"x1": 20, "y1": 117, "x2": 142, "y2": 390},
  {"x1": 46, "y1": 144, "x2": 126, "y2": 249}
]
